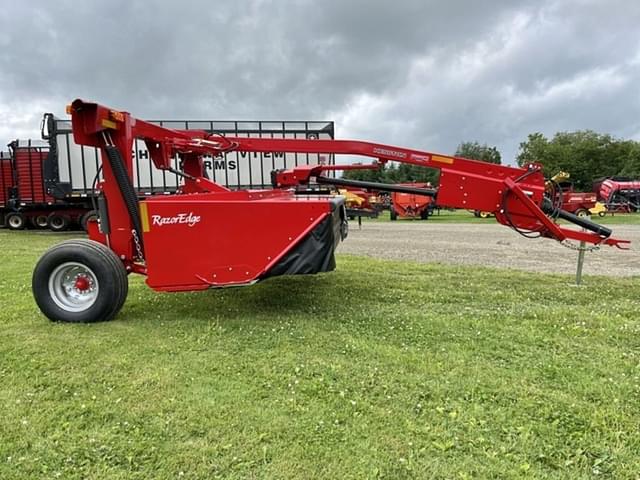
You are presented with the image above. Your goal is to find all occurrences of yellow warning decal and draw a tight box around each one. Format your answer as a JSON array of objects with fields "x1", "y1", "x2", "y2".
[
  {"x1": 139, "y1": 202, "x2": 150, "y2": 232},
  {"x1": 431, "y1": 155, "x2": 454, "y2": 165},
  {"x1": 101, "y1": 118, "x2": 117, "y2": 130}
]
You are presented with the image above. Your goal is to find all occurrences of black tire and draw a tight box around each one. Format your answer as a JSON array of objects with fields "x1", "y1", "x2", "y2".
[
  {"x1": 32, "y1": 239, "x2": 128, "y2": 323},
  {"x1": 479, "y1": 211, "x2": 491, "y2": 219},
  {"x1": 80, "y1": 210, "x2": 98, "y2": 232},
  {"x1": 390, "y1": 209, "x2": 398, "y2": 221},
  {"x1": 420, "y1": 208, "x2": 430, "y2": 220},
  {"x1": 30, "y1": 214, "x2": 49, "y2": 229},
  {"x1": 598, "y1": 211, "x2": 606, "y2": 217},
  {"x1": 6, "y1": 212, "x2": 26, "y2": 230},
  {"x1": 48, "y1": 213, "x2": 70, "y2": 232},
  {"x1": 575, "y1": 209, "x2": 589, "y2": 218}
]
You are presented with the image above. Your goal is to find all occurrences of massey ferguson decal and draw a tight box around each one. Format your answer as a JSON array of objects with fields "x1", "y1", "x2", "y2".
[{"x1": 151, "y1": 212, "x2": 201, "y2": 227}]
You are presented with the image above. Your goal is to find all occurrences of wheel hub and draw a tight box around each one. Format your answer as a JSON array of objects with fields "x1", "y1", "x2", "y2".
[
  {"x1": 48, "y1": 262, "x2": 99, "y2": 312},
  {"x1": 74, "y1": 275, "x2": 91, "y2": 292}
]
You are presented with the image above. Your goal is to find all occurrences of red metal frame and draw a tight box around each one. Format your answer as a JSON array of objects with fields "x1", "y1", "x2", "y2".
[{"x1": 69, "y1": 99, "x2": 629, "y2": 291}]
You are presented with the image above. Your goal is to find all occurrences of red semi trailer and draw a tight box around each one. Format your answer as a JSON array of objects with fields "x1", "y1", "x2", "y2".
[
  {"x1": 31, "y1": 100, "x2": 629, "y2": 324},
  {"x1": 0, "y1": 150, "x2": 15, "y2": 223},
  {"x1": 0, "y1": 140, "x2": 90, "y2": 230}
]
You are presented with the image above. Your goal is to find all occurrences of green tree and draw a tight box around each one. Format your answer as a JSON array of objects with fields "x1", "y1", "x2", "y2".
[
  {"x1": 455, "y1": 141, "x2": 502, "y2": 164},
  {"x1": 516, "y1": 131, "x2": 640, "y2": 191}
]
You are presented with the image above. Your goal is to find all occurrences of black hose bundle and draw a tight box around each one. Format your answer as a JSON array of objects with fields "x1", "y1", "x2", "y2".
[{"x1": 104, "y1": 145, "x2": 144, "y2": 256}]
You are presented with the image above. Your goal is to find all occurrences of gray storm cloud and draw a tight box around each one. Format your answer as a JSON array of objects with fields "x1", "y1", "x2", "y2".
[{"x1": 1, "y1": 0, "x2": 639, "y2": 163}]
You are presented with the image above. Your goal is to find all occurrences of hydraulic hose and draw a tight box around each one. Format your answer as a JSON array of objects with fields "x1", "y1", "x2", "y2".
[
  {"x1": 104, "y1": 145, "x2": 144, "y2": 255},
  {"x1": 541, "y1": 198, "x2": 611, "y2": 237},
  {"x1": 316, "y1": 176, "x2": 437, "y2": 197}
]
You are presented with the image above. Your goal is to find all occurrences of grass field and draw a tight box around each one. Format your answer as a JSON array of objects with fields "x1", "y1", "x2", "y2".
[{"x1": 1, "y1": 230, "x2": 639, "y2": 479}]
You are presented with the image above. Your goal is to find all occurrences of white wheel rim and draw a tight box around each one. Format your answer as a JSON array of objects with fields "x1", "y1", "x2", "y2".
[
  {"x1": 48, "y1": 262, "x2": 99, "y2": 312},
  {"x1": 51, "y1": 217, "x2": 64, "y2": 228},
  {"x1": 36, "y1": 216, "x2": 48, "y2": 227},
  {"x1": 8, "y1": 216, "x2": 22, "y2": 228}
]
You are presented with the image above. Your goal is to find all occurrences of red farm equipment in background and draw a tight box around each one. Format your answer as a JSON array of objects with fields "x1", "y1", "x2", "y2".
[
  {"x1": 0, "y1": 140, "x2": 93, "y2": 231},
  {"x1": 0, "y1": 140, "x2": 85, "y2": 230},
  {"x1": 31, "y1": 100, "x2": 629, "y2": 324},
  {"x1": 563, "y1": 194, "x2": 598, "y2": 216},
  {"x1": 558, "y1": 183, "x2": 597, "y2": 217},
  {"x1": 341, "y1": 188, "x2": 381, "y2": 218},
  {"x1": 0, "y1": 150, "x2": 15, "y2": 223},
  {"x1": 389, "y1": 182, "x2": 435, "y2": 220},
  {"x1": 594, "y1": 177, "x2": 640, "y2": 213}
]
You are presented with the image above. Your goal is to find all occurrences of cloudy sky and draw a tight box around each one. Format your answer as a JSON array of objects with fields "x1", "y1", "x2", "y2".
[{"x1": 1, "y1": 0, "x2": 639, "y2": 163}]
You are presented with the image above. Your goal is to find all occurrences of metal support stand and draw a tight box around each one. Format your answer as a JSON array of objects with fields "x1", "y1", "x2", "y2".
[{"x1": 575, "y1": 241, "x2": 586, "y2": 285}]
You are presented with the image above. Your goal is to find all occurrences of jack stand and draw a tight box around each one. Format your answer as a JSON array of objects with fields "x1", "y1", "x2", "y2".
[{"x1": 575, "y1": 240, "x2": 587, "y2": 285}]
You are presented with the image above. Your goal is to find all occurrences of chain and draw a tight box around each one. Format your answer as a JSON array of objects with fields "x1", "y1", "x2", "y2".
[
  {"x1": 560, "y1": 240, "x2": 600, "y2": 252},
  {"x1": 131, "y1": 229, "x2": 145, "y2": 262}
]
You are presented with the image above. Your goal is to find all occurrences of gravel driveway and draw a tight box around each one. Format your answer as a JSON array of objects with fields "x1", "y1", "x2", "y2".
[{"x1": 339, "y1": 222, "x2": 640, "y2": 277}]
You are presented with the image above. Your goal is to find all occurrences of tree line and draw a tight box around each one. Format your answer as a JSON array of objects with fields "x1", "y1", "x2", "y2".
[{"x1": 342, "y1": 133, "x2": 640, "y2": 191}]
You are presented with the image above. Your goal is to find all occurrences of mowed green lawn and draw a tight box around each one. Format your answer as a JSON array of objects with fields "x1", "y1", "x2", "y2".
[{"x1": 1, "y1": 230, "x2": 639, "y2": 479}]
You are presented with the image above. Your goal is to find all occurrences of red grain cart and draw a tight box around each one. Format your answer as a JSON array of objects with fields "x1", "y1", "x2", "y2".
[{"x1": 390, "y1": 182, "x2": 435, "y2": 220}]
